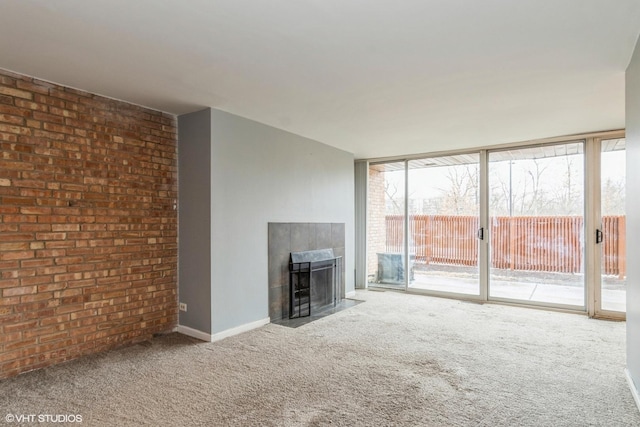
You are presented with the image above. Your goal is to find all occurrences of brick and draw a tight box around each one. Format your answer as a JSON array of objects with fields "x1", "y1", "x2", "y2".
[
  {"x1": 0, "y1": 242, "x2": 29, "y2": 251},
  {"x1": 55, "y1": 303, "x2": 84, "y2": 314},
  {"x1": 70, "y1": 309, "x2": 96, "y2": 320},
  {"x1": 49, "y1": 88, "x2": 80, "y2": 103},
  {"x1": 2, "y1": 196, "x2": 36, "y2": 205},
  {"x1": 0, "y1": 86, "x2": 33, "y2": 100},
  {"x1": 0, "y1": 251, "x2": 34, "y2": 261},
  {"x1": 0, "y1": 207, "x2": 19, "y2": 215},
  {"x1": 37, "y1": 283, "x2": 66, "y2": 292},
  {"x1": 43, "y1": 122, "x2": 74, "y2": 135},
  {"x1": 13, "y1": 98, "x2": 48, "y2": 111},
  {"x1": 54, "y1": 272, "x2": 82, "y2": 282},
  {"x1": 20, "y1": 258, "x2": 53, "y2": 268},
  {"x1": 20, "y1": 276, "x2": 53, "y2": 286},
  {"x1": 20, "y1": 206, "x2": 52, "y2": 215},
  {"x1": 0, "y1": 258, "x2": 19, "y2": 270},
  {"x1": 0, "y1": 279, "x2": 20, "y2": 289},
  {"x1": 32, "y1": 111, "x2": 65, "y2": 125},
  {"x1": 0, "y1": 296, "x2": 20, "y2": 306},
  {"x1": 40, "y1": 314, "x2": 70, "y2": 326},
  {"x1": 39, "y1": 331, "x2": 69, "y2": 343},
  {"x1": 20, "y1": 224, "x2": 51, "y2": 232},
  {"x1": 0, "y1": 124, "x2": 31, "y2": 135},
  {"x1": 35, "y1": 232, "x2": 66, "y2": 240},
  {"x1": 20, "y1": 188, "x2": 51, "y2": 198},
  {"x1": 53, "y1": 256, "x2": 83, "y2": 265},
  {"x1": 0, "y1": 350, "x2": 20, "y2": 363},
  {"x1": 0, "y1": 114, "x2": 25, "y2": 125},
  {"x1": 0, "y1": 69, "x2": 177, "y2": 378},
  {"x1": 2, "y1": 233, "x2": 35, "y2": 242},
  {"x1": 37, "y1": 266, "x2": 66, "y2": 276},
  {"x1": 16, "y1": 79, "x2": 54, "y2": 95},
  {"x1": 1, "y1": 269, "x2": 36, "y2": 279},
  {"x1": 13, "y1": 179, "x2": 46, "y2": 189},
  {"x1": 57, "y1": 289, "x2": 82, "y2": 298},
  {"x1": 49, "y1": 106, "x2": 77, "y2": 118},
  {"x1": 4, "y1": 321, "x2": 38, "y2": 333},
  {"x1": 20, "y1": 293, "x2": 54, "y2": 303},
  {"x1": 34, "y1": 94, "x2": 65, "y2": 108},
  {"x1": 3, "y1": 286, "x2": 37, "y2": 297},
  {"x1": 52, "y1": 224, "x2": 80, "y2": 232},
  {"x1": 24, "y1": 326, "x2": 63, "y2": 339},
  {"x1": 14, "y1": 301, "x2": 50, "y2": 313},
  {"x1": 0, "y1": 160, "x2": 34, "y2": 171},
  {"x1": 26, "y1": 119, "x2": 41, "y2": 129}
]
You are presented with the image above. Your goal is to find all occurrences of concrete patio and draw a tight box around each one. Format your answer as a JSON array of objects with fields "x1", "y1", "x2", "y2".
[{"x1": 370, "y1": 267, "x2": 626, "y2": 312}]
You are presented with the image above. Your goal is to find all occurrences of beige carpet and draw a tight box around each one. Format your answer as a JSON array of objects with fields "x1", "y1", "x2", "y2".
[{"x1": 1, "y1": 290, "x2": 638, "y2": 426}]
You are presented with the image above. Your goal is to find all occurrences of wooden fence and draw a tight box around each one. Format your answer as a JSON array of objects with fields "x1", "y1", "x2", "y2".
[{"x1": 385, "y1": 215, "x2": 626, "y2": 277}]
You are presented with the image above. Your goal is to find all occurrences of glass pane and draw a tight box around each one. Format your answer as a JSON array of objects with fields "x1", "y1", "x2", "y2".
[
  {"x1": 601, "y1": 139, "x2": 626, "y2": 312},
  {"x1": 488, "y1": 143, "x2": 585, "y2": 307},
  {"x1": 367, "y1": 162, "x2": 406, "y2": 289},
  {"x1": 407, "y1": 154, "x2": 480, "y2": 295}
]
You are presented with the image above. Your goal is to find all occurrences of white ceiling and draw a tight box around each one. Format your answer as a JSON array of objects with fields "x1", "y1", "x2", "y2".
[{"x1": 0, "y1": 1, "x2": 638, "y2": 159}]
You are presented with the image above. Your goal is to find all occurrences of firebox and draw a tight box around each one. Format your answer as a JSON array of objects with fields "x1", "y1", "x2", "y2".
[{"x1": 289, "y1": 249, "x2": 342, "y2": 318}]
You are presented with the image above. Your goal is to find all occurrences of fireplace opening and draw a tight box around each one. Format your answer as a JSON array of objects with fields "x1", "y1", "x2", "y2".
[{"x1": 289, "y1": 249, "x2": 342, "y2": 318}]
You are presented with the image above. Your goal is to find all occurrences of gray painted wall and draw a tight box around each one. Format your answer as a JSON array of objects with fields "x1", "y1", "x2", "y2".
[
  {"x1": 209, "y1": 109, "x2": 355, "y2": 334},
  {"x1": 178, "y1": 109, "x2": 212, "y2": 333},
  {"x1": 626, "y1": 37, "x2": 640, "y2": 393},
  {"x1": 354, "y1": 160, "x2": 368, "y2": 288}
]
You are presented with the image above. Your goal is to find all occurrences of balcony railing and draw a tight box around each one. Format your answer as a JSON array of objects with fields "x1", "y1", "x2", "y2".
[{"x1": 384, "y1": 215, "x2": 626, "y2": 278}]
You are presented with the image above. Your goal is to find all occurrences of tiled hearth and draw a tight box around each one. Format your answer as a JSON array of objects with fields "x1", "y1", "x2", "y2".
[{"x1": 268, "y1": 223, "x2": 345, "y2": 320}]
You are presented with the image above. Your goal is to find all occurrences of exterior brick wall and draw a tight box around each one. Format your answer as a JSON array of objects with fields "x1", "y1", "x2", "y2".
[
  {"x1": 367, "y1": 165, "x2": 386, "y2": 281},
  {"x1": 0, "y1": 69, "x2": 178, "y2": 378}
]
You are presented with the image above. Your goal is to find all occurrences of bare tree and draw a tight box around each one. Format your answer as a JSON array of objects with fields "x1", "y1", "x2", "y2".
[
  {"x1": 548, "y1": 156, "x2": 583, "y2": 215},
  {"x1": 439, "y1": 165, "x2": 479, "y2": 215},
  {"x1": 519, "y1": 159, "x2": 548, "y2": 214},
  {"x1": 602, "y1": 177, "x2": 625, "y2": 215},
  {"x1": 384, "y1": 180, "x2": 404, "y2": 215}
]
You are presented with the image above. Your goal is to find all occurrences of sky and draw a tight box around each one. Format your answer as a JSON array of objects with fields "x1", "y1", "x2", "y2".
[{"x1": 378, "y1": 145, "x2": 625, "y2": 215}]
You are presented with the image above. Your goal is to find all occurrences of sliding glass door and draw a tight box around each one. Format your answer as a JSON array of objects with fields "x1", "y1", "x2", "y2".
[
  {"x1": 598, "y1": 138, "x2": 626, "y2": 315},
  {"x1": 363, "y1": 133, "x2": 625, "y2": 317},
  {"x1": 367, "y1": 162, "x2": 406, "y2": 289},
  {"x1": 488, "y1": 142, "x2": 585, "y2": 308},
  {"x1": 407, "y1": 154, "x2": 480, "y2": 296}
]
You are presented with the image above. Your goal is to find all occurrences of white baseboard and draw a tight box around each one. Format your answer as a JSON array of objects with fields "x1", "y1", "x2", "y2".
[
  {"x1": 177, "y1": 325, "x2": 213, "y2": 342},
  {"x1": 211, "y1": 317, "x2": 270, "y2": 342},
  {"x1": 626, "y1": 368, "x2": 640, "y2": 413},
  {"x1": 346, "y1": 290, "x2": 357, "y2": 298},
  {"x1": 178, "y1": 317, "x2": 270, "y2": 343}
]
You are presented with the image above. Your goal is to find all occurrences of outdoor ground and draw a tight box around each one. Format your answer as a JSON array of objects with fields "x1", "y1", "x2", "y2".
[{"x1": 370, "y1": 264, "x2": 626, "y2": 312}]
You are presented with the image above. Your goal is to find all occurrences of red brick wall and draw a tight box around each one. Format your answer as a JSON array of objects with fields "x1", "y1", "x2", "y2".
[{"x1": 0, "y1": 69, "x2": 178, "y2": 378}]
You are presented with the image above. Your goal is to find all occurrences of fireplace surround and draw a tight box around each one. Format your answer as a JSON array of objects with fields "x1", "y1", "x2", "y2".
[{"x1": 268, "y1": 223, "x2": 345, "y2": 320}]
